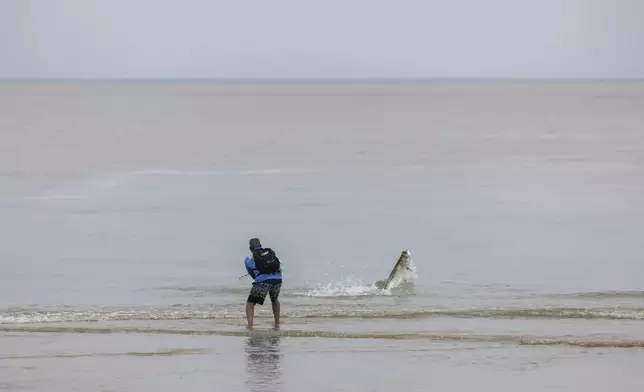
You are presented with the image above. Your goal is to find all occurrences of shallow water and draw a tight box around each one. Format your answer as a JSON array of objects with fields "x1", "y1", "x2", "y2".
[{"x1": 1, "y1": 81, "x2": 644, "y2": 390}]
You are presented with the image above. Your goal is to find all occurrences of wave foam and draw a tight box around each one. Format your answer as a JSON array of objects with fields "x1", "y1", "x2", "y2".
[
  {"x1": 3, "y1": 306, "x2": 643, "y2": 325},
  {"x1": 0, "y1": 308, "x2": 242, "y2": 324},
  {"x1": 550, "y1": 290, "x2": 644, "y2": 299}
]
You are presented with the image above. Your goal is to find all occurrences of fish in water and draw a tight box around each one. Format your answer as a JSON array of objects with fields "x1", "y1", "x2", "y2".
[{"x1": 378, "y1": 249, "x2": 415, "y2": 290}]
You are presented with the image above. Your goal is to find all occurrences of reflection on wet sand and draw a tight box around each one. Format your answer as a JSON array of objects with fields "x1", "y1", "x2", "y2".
[{"x1": 245, "y1": 333, "x2": 283, "y2": 392}]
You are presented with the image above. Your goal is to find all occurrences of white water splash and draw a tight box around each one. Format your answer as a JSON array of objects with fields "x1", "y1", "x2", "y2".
[{"x1": 292, "y1": 277, "x2": 391, "y2": 297}]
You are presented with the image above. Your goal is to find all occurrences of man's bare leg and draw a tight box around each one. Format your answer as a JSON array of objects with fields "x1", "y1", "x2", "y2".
[
  {"x1": 246, "y1": 302, "x2": 255, "y2": 329},
  {"x1": 271, "y1": 298, "x2": 280, "y2": 328}
]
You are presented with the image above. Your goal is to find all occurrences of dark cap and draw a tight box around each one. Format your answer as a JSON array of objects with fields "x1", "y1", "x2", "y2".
[{"x1": 249, "y1": 238, "x2": 262, "y2": 251}]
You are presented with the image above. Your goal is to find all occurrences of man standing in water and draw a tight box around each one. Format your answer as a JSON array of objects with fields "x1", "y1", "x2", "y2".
[{"x1": 244, "y1": 238, "x2": 282, "y2": 329}]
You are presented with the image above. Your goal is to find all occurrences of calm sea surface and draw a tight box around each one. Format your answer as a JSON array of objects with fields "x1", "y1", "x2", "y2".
[{"x1": 1, "y1": 81, "x2": 644, "y2": 391}]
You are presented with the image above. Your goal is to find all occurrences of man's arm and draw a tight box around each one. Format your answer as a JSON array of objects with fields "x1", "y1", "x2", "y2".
[{"x1": 244, "y1": 256, "x2": 255, "y2": 278}]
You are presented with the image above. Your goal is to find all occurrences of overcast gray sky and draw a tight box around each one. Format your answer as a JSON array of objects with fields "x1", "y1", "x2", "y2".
[{"x1": 1, "y1": 0, "x2": 643, "y2": 79}]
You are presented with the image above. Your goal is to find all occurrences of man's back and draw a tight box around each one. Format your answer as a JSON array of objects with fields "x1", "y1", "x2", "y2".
[{"x1": 245, "y1": 254, "x2": 283, "y2": 282}]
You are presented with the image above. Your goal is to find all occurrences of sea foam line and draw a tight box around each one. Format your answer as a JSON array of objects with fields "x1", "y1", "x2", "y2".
[{"x1": 2, "y1": 306, "x2": 643, "y2": 324}]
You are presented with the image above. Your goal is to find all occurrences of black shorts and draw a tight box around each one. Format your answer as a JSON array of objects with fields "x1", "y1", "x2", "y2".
[{"x1": 247, "y1": 280, "x2": 282, "y2": 305}]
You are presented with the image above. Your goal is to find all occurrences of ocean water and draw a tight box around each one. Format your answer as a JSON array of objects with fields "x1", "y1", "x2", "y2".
[{"x1": 1, "y1": 81, "x2": 644, "y2": 391}]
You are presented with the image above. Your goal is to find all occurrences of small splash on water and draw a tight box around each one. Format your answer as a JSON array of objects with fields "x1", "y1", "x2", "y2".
[
  {"x1": 25, "y1": 173, "x2": 130, "y2": 200},
  {"x1": 406, "y1": 259, "x2": 419, "y2": 283}
]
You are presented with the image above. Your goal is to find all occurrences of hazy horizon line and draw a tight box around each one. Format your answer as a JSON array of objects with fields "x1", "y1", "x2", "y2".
[{"x1": 2, "y1": 77, "x2": 644, "y2": 84}]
